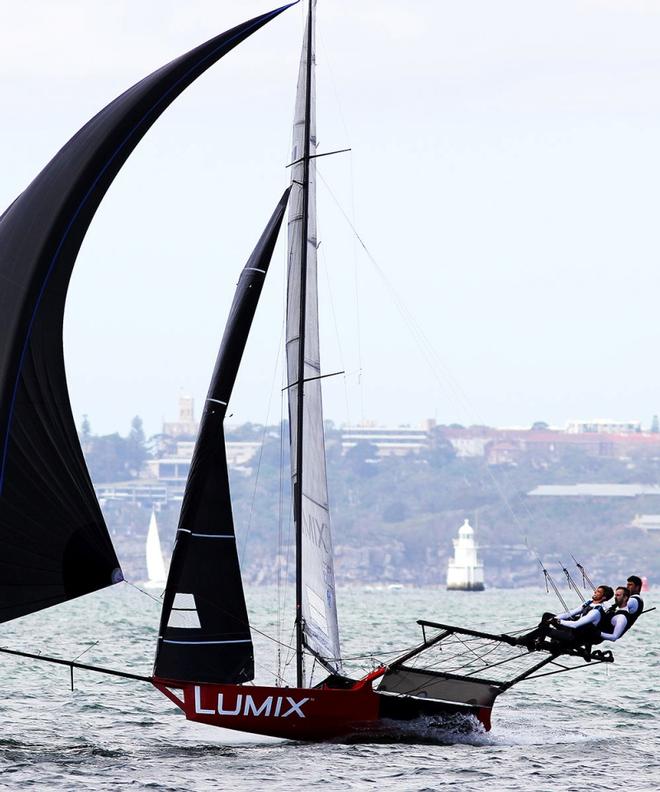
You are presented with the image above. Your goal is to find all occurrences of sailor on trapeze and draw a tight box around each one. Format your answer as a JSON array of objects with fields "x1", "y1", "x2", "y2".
[
  {"x1": 625, "y1": 575, "x2": 644, "y2": 625},
  {"x1": 599, "y1": 586, "x2": 633, "y2": 642},
  {"x1": 520, "y1": 571, "x2": 645, "y2": 655},
  {"x1": 519, "y1": 584, "x2": 613, "y2": 653},
  {"x1": 600, "y1": 575, "x2": 645, "y2": 642}
]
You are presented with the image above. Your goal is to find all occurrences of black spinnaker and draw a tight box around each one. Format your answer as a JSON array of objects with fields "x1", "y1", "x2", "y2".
[
  {"x1": 0, "y1": 4, "x2": 294, "y2": 624},
  {"x1": 154, "y1": 188, "x2": 291, "y2": 685}
]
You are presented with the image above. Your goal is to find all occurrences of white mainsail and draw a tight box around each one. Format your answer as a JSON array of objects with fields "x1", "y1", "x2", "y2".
[
  {"x1": 286, "y1": 1, "x2": 341, "y2": 671},
  {"x1": 145, "y1": 509, "x2": 167, "y2": 586}
]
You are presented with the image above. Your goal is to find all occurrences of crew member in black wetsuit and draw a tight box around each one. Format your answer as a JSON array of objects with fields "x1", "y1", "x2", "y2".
[
  {"x1": 626, "y1": 575, "x2": 645, "y2": 628},
  {"x1": 600, "y1": 586, "x2": 632, "y2": 642}
]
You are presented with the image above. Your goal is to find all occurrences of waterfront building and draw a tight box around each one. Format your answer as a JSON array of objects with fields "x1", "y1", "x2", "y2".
[
  {"x1": 566, "y1": 419, "x2": 641, "y2": 434},
  {"x1": 162, "y1": 395, "x2": 199, "y2": 438},
  {"x1": 341, "y1": 420, "x2": 435, "y2": 457},
  {"x1": 632, "y1": 514, "x2": 660, "y2": 534},
  {"x1": 149, "y1": 397, "x2": 260, "y2": 484},
  {"x1": 147, "y1": 439, "x2": 260, "y2": 482},
  {"x1": 530, "y1": 484, "x2": 660, "y2": 498}
]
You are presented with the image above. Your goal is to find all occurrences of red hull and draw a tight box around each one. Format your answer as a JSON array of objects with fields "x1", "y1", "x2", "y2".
[{"x1": 152, "y1": 675, "x2": 492, "y2": 741}]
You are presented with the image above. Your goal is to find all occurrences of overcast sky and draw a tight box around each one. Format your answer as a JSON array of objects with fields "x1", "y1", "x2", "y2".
[{"x1": 2, "y1": 0, "x2": 660, "y2": 437}]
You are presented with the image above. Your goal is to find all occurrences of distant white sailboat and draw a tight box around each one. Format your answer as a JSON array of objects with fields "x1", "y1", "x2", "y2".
[{"x1": 145, "y1": 510, "x2": 167, "y2": 588}]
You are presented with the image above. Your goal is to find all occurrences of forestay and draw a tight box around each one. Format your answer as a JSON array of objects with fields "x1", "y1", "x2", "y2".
[{"x1": 286, "y1": 0, "x2": 341, "y2": 671}]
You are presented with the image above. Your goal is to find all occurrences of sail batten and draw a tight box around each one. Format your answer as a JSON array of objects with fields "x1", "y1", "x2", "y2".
[
  {"x1": 154, "y1": 189, "x2": 290, "y2": 685},
  {"x1": 287, "y1": 0, "x2": 342, "y2": 676},
  {"x1": 0, "y1": 6, "x2": 292, "y2": 626}
]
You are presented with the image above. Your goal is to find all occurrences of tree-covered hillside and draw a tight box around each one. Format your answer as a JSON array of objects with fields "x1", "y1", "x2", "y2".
[{"x1": 90, "y1": 420, "x2": 660, "y2": 588}]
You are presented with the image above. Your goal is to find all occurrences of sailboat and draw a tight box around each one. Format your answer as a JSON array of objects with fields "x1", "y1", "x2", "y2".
[
  {"x1": 0, "y1": 1, "x2": 615, "y2": 742},
  {"x1": 144, "y1": 510, "x2": 167, "y2": 589}
]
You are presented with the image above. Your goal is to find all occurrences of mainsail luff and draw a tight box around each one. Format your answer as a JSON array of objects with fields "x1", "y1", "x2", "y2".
[
  {"x1": 293, "y1": 0, "x2": 315, "y2": 690},
  {"x1": 286, "y1": 0, "x2": 342, "y2": 679},
  {"x1": 154, "y1": 188, "x2": 290, "y2": 685}
]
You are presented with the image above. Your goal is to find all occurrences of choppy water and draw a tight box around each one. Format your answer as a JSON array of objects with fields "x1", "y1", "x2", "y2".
[{"x1": 0, "y1": 585, "x2": 657, "y2": 791}]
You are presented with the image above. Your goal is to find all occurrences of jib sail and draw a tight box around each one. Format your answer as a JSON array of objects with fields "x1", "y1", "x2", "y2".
[{"x1": 154, "y1": 189, "x2": 290, "y2": 684}]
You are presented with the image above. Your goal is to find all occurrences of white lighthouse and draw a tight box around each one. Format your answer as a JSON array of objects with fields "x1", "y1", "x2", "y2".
[{"x1": 446, "y1": 518, "x2": 485, "y2": 591}]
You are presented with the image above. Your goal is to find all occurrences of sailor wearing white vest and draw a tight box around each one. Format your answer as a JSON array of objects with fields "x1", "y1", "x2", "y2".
[
  {"x1": 600, "y1": 587, "x2": 632, "y2": 642},
  {"x1": 518, "y1": 584, "x2": 613, "y2": 650},
  {"x1": 555, "y1": 584, "x2": 614, "y2": 635},
  {"x1": 626, "y1": 575, "x2": 645, "y2": 628}
]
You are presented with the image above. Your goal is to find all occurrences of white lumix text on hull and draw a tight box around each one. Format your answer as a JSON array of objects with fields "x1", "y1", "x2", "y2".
[{"x1": 193, "y1": 687, "x2": 310, "y2": 718}]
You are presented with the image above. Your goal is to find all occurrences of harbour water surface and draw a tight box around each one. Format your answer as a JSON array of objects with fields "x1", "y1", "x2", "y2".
[{"x1": 0, "y1": 585, "x2": 657, "y2": 791}]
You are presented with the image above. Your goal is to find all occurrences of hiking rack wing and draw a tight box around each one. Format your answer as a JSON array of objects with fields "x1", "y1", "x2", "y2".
[
  {"x1": 392, "y1": 620, "x2": 615, "y2": 689},
  {"x1": 416, "y1": 620, "x2": 520, "y2": 646}
]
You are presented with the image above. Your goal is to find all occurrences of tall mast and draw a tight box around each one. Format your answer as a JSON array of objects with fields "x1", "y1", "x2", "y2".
[
  {"x1": 287, "y1": 0, "x2": 340, "y2": 686},
  {"x1": 294, "y1": 0, "x2": 314, "y2": 689}
]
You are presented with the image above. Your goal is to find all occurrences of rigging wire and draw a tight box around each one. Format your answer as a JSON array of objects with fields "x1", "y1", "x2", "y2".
[
  {"x1": 316, "y1": 167, "x2": 534, "y2": 529},
  {"x1": 95, "y1": 583, "x2": 542, "y2": 684},
  {"x1": 72, "y1": 641, "x2": 99, "y2": 663},
  {"x1": 316, "y1": 164, "x2": 499, "y2": 434},
  {"x1": 123, "y1": 579, "x2": 164, "y2": 605},
  {"x1": 282, "y1": 621, "x2": 298, "y2": 677},
  {"x1": 560, "y1": 560, "x2": 587, "y2": 603},
  {"x1": 276, "y1": 222, "x2": 291, "y2": 684},
  {"x1": 350, "y1": 163, "x2": 364, "y2": 424},
  {"x1": 277, "y1": 370, "x2": 295, "y2": 683},
  {"x1": 276, "y1": 385, "x2": 287, "y2": 683},
  {"x1": 318, "y1": 230, "x2": 353, "y2": 426},
  {"x1": 537, "y1": 558, "x2": 569, "y2": 613},
  {"x1": 239, "y1": 316, "x2": 286, "y2": 568},
  {"x1": 317, "y1": 19, "x2": 364, "y2": 422},
  {"x1": 128, "y1": 571, "x2": 298, "y2": 658},
  {"x1": 316, "y1": 164, "x2": 597, "y2": 605},
  {"x1": 253, "y1": 655, "x2": 291, "y2": 687},
  {"x1": 571, "y1": 553, "x2": 596, "y2": 591}
]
